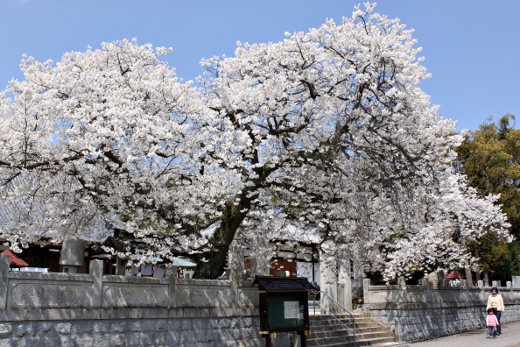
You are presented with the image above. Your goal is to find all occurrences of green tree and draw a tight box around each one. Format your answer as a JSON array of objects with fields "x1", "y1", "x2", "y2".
[{"x1": 456, "y1": 114, "x2": 520, "y2": 282}]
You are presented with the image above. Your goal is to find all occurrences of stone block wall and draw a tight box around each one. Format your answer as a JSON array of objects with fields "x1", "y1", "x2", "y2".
[
  {"x1": 368, "y1": 303, "x2": 520, "y2": 341},
  {"x1": 363, "y1": 278, "x2": 520, "y2": 342},
  {"x1": 6, "y1": 251, "x2": 520, "y2": 345},
  {"x1": 0, "y1": 308, "x2": 262, "y2": 347},
  {"x1": 0, "y1": 254, "x2": 264, "y2": 347}
]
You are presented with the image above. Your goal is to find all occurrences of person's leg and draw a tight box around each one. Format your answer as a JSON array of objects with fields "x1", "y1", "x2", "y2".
[
  {"x1": 496, "y1": 311, "x2": 502, "y2": 334},
  {"x1": 493, "y1": 308, "x2": 502, "y2": 335}
]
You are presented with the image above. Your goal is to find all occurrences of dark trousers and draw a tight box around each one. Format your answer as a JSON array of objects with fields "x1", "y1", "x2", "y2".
[
  {"x1": 493, "y1": 309, "x2": 502, "y2": 334},
  {"x1": 488, "y1": 326, "x2": 497, "y2": 337}
]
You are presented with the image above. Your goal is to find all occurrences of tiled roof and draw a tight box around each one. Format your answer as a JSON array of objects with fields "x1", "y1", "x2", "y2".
[
  {"x1": 253, "y1": 275, "x2": 315, "y2": 292},
  {"x1": 1, "y1": 249, "x2": 29, "y2": 267}
]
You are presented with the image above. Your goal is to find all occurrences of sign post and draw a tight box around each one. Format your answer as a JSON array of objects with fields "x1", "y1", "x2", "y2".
[{"x1": 253, "y1": 276, "x2": 316, "y2": 347}]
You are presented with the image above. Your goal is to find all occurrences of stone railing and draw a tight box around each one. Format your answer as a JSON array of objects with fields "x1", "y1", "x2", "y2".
[
  {"x1": 362, "y1": 278, "x2": 520, "y2": 342},
  {"x1": 1, "y1": 259, "x2": 259, "y2": 311},
  {"x1": 0, "y1": 254, "x2": 264, "y2": 347}
]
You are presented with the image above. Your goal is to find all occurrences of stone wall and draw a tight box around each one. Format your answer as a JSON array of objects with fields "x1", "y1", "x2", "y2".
[
  {"x1": 362, "y1": 278, "x2": 520, "y2": 342},
  {"x1": 0, "y1": 308, "x2": 262, "y2": 347},
  {"x1": 1, "y1": 256, "x2": 260, "y2": 311},
  {"x1": 0, "y1": 254, "x2": 266, "y2": 347},
  {"x1": 7, "y1": 249, "x2": 520, "y2": 346}
]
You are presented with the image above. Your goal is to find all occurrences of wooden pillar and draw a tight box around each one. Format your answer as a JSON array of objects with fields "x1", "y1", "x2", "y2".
[{"x1": 299, "y1": 331, "x2": 307, "y2": 347}]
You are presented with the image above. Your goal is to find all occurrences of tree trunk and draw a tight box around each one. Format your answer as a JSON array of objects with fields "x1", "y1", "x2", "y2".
[
  {"x1": 193, "y1": 220, "x2": 239, "y2": 279},
  {"x1": 193, "y1": 199, "x2": 251, "y2": 279}
]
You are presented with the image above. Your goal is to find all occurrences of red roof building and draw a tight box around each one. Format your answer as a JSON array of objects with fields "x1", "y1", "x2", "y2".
[{"x1": 1, "y1": 249, "x2": 29, "y2": 267}]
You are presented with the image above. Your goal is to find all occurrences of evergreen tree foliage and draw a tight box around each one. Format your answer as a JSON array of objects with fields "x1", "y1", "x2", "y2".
[{"x1": 456, "y1": 114, "x2": 520, "y2": 280}]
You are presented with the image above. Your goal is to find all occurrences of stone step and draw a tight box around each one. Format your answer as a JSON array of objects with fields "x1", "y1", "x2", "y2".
[
  {"x1": 311, "y1": 318, "x2": 383, "y2": 330},
  {"x1": 307, "y1": 335, "x2": 397, "y2": 347},
  {"x1": 309, "y1": 327, "x2": 395, "y2": 337},
  {"x1": 311, "y1": 320, "x2": 387, "y2": 330},
  {"x1": 309, "y1": 330, "x2": 395, "y2": 341},
  {"x1": 306, "y1": 336, "x2": 400, "y2": 347},
  {"x1": 311, "y1": 325, "x2": 395, "y2": 336}
]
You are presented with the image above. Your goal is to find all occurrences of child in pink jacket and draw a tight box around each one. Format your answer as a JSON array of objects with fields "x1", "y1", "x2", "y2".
[{"x1": 487, "y1": 308, "x2": 499, "y2": 338}]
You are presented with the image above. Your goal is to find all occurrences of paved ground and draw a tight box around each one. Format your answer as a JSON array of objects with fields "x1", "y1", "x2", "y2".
[{"x1": 394, "y1": 320, "x2": 520, "y2": 347}]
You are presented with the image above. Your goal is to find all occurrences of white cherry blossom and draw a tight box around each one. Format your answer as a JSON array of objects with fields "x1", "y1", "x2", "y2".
[{"x1": 0, "y1": 5, "x2": 510, "y2": 279}]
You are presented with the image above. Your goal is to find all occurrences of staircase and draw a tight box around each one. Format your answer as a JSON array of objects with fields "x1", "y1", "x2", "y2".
[
  {"x1": 308, "y1": 311, "x2": 397, "y2": 346},
  {"x1": 307, "y1": 305, "x2": 398, "y2": 346}
]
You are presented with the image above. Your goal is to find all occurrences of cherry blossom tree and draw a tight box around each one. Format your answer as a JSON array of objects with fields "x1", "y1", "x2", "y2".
[
  {"x1": 192, "y1": 3, "x2": 508, "y2": 278},
  {"x1": 0, "y1": 4, "x2": 510, "y2": 280},
  {"x1": 0, "y1": 39, "x2": 217, "y2": 257}
]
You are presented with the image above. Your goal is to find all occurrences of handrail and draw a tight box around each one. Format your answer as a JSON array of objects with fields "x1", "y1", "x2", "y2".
[{"x1": 311, "y1": 290, "x2": 355, "y2": 332}]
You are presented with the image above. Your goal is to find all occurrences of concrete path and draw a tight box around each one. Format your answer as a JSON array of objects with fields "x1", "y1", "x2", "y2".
[{"x1": 395, "y1": 320, "x2": 520, "y2": 347}]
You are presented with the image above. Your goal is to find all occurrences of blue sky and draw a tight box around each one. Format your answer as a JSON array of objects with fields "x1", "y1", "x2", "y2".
[{"x1": 1, "y1": 0, "x2": 518, "y2": 132}]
